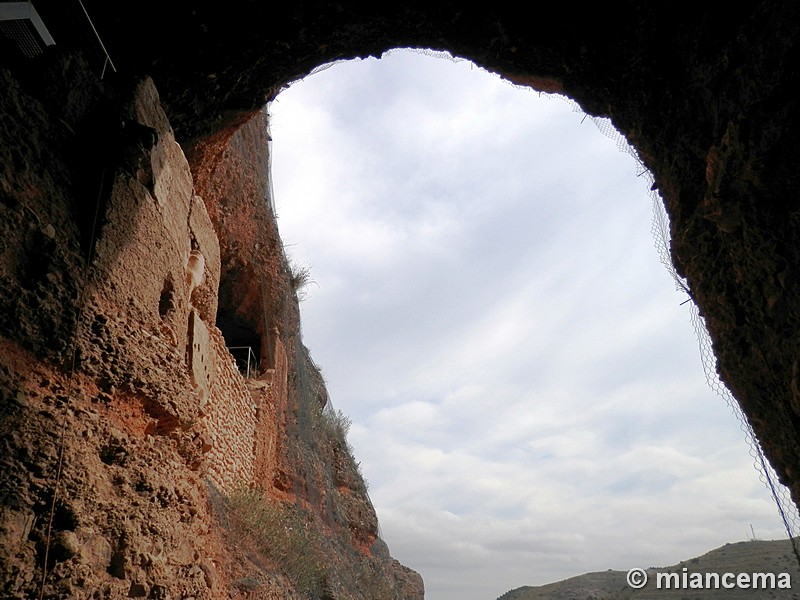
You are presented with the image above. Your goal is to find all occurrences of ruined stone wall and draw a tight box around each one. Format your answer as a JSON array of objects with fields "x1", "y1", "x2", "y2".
[
  {"x1": 87, "y1": 79, "x2": 286, "y2": 500},
  {"x1": 202, "y1": 324, "x2": 258, "y2": 494},
  {"x1": 253, "y1": 336, "x2": 291, "y2": 495},
  {"x1": 197, "y1": 328, "x2": 293, "y2": 496},
  {"x1": 88, "y1": 79, "x2": 219, "y2": 344}
]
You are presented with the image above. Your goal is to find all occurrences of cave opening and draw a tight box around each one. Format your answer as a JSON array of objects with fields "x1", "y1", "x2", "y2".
[
  {"x1": 215, "y1": 264, "x2": 277, "y2": 378},
  {"x1": 216, "y1": 306, "x2": 262, "y2": 376},
  {"x1": 267, "y1": 48, "x2": 792, "y2": 600}
]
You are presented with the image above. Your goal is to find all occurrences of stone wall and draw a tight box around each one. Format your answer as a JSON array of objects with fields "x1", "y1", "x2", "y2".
[
  {"x1": 84, "y1": 77, "x2": 282, "y2": 496},
  {"x1": 253, "y1": 336, "x2": 290, "y2": 494},
  {"x1": 187, "y1": 310, "x2": 215, "y2": 411},
  {"x1": 201, "y1": 323, "x2": 258, "y2": 494},
  {"x1": 200, "y1": 331, "x2": 292, "y2": 496}
]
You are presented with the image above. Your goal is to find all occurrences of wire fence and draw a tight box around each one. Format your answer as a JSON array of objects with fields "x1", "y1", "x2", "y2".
[{"x1": 577, "y1": 104, "x2": 800, "y2": 557}]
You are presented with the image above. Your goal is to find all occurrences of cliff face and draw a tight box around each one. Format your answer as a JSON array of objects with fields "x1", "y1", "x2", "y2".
[
  {"x1": 0, "y1": 48, "x2": 423, "y2": 599},
  {"x1": 10, "y1": 1, "x2": 800, "y2": 511}
]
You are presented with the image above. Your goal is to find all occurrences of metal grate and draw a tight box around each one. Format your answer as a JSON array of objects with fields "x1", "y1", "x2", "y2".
[{"x1": 0, "y1": 2, "x2": 55, "y2": 58}]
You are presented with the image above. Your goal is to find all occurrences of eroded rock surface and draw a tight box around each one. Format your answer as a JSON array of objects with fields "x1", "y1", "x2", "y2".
[{"x1": 0, "y1": 52, "x2": 422, "y2": 599}]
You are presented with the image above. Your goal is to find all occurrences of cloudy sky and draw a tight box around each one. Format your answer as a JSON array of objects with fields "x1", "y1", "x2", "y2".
[{"x1": 268, "y1": 50, "x2": 789, "y2": 600}]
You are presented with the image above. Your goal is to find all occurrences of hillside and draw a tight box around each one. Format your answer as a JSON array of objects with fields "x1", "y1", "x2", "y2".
[{"x1": 496, "y1": 539, "x2": 800, "y2": 600}]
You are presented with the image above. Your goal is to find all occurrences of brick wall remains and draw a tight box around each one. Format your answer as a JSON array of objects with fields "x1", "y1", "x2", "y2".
[{"x1": 83, "y1": 77, "x2": 284, "y2": 497}]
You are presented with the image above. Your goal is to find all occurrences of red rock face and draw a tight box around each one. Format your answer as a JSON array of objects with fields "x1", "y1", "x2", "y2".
[{"x1": 0, "y1": 61, "x2": 422, "y2": 598}]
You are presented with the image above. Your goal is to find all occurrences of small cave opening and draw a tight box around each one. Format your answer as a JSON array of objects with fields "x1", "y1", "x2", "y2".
[
  {"x1": 216, "y1": 263, "x2": 277, "y2": 377},
  {"x1": 158, "y1": 274, "x2": 175, "y2": 319},
  {"x1": 216, "y1": 305, "x2": 267, "y2": 378}
]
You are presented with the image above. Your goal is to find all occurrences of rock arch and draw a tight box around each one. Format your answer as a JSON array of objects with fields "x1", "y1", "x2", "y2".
[
  {"x1": 3, "y1": 5, "x2": 800, "y2": 595},
  {"x1": 32, "y1": 0, "x2": 800, "y2": 504}
]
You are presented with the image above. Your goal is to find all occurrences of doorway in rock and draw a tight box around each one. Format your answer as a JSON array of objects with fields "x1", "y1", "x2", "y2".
[
  {"x1": 216, "y1": 306, "x2": 262, "y2": 378},
  {"x1": 269, "y1": 49, "x2": 791, "y2": 600},
  {"x1": 215, "y1": 268, "x2": 275, "y2": 378}
]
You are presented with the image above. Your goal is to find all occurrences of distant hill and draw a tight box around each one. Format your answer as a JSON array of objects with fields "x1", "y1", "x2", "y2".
[{"x1": 495, "y1": 539, "x2": 800, "y2": 599}]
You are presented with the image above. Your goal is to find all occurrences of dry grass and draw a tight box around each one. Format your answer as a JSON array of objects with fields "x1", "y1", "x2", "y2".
[
  {"x1": 227, "y1": 489, "x2": 326, "y2": 595},
  {"x1": 288, "y1": 259, "x2": 314, "y2": 300}
]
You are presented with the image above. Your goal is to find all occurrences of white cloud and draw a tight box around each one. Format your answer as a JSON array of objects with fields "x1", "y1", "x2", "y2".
[{"x1": 270, "y1": 49, "x2": 787, "y2": 600}]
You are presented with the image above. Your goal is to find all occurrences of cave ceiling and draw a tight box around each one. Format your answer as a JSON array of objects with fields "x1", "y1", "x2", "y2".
[{"x1": 22, "y1": 1, "x2": 800, "y2": 500}]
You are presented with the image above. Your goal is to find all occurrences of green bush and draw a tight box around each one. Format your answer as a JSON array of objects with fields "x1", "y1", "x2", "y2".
[{"x1": 311, "y1": 403, "x2": 370, "y2": 491}]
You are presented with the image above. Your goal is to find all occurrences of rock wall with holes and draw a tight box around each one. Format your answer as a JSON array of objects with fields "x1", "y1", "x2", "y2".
[
  {"x1": 84, "y1": 79, "x2": 280, "y2": 496},
  {"x1": 78, "y1": 78, "x2": 224, "y2": 431},
  {"x1": 0, "y1": 66, "x2": 240, "y2": 597},
  {"x1": 0, "y1": 48, "x2": 422, "y2": 598}
]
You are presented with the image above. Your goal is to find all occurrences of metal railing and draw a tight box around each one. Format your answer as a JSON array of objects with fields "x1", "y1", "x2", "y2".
[{"x1": 227, "y1": 346, "x2": 257, "y2": 379}]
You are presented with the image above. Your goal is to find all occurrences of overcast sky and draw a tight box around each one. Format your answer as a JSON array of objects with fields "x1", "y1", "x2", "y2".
[{"x1": 268, "y1": 49, "x2": 789, "y2": 600}]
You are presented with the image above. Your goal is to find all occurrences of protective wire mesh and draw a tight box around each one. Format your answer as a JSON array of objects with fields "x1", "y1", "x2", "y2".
[
  {"x1": 393, "y1": 49, "x2": 800, "y2": 551},
  {"x1": 578, "y1": 105, "x2": 800, "y2": 557}
]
